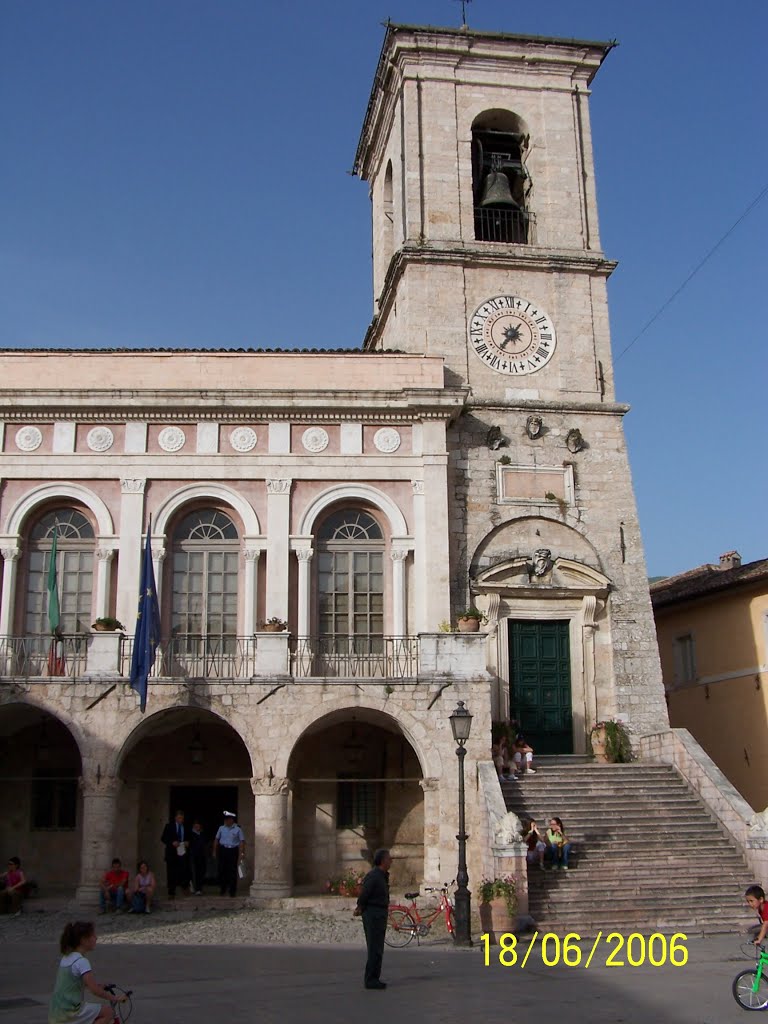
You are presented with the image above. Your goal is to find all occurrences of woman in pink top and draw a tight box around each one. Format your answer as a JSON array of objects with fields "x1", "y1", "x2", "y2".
[
  {"x1": 0, "y1": 856, "x2": 26, "y2": 915},
  {"x1": 129, "y1": 861, "x2": 156, "y2": 914}
]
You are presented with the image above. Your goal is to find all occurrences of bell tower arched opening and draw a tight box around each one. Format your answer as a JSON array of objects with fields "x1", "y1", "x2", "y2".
[{"x1": 471, "y1": 109, "x2": 532, "y2": 244}]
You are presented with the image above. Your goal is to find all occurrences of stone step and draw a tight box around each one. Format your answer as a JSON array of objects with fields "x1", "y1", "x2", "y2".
[
  {"x1": 517, "y1": 915, "x2": 750, "y2": 937},
  {"x1": 526, "y1": 878, "x2": 747, "y2": 898}
]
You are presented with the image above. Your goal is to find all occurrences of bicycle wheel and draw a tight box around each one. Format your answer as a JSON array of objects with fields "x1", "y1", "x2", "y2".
[
  {"x1": 732, "y1": 969, "x2": 768, "y2": 1010},
  {"x1": 385, "y1": 908, "x2": 416, "y2": 948}
]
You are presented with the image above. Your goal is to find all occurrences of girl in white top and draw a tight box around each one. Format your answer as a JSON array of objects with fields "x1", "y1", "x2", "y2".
[{"x1": 49, "y1": 921, "x2": 127, "y2": 1024}]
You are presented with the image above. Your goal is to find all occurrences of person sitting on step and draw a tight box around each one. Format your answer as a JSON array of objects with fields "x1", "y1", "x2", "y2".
[
  {"x1": 546, "y1": 817, "x2": 573, "y2": 871},
  {"x1": 524, "y1": 820, "x2": 547, "y2": 871},
  {"x1": 129, "y1": 860, "x2": 156, "y2": 914},
  {"x1": 0, "y1": 856, "x2": 27, "y2": 916},
  {"x1": 512, "y1": 734, "x2": 536, "y2": 775},
  {"x1": 493, "y1": 735, "x2": 517, "y2": 781}
]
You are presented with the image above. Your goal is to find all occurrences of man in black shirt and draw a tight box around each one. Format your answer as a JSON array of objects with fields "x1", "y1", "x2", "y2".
[{"x1": 354, "y1": 848, "x2": 392, "y2": 990}]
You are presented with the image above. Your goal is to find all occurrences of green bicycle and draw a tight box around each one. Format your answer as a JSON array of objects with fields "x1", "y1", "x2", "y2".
[{"x1": 733, "y1": 943, "x2": 768, "y2": 1010}]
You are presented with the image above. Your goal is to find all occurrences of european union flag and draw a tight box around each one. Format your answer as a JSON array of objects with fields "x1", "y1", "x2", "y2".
[{"x1": 130, "y1": 525, "x2": 161, "y2": 713}]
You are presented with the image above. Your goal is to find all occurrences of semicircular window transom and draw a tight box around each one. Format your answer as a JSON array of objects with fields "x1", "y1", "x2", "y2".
[
  {"x1": 31, "y1": 509, "x2": 94, "y2": 541},
  {"x1": 318, "y1": 510, "x2": 383, "y2": 542},
  {"x1": 175, "y1": 509, "x2": 238, "y2": 542}
]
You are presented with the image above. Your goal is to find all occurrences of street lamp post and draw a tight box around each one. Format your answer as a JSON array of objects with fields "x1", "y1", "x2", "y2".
[{"x1": 449, "y1": 700, "x2": 473, "y2": 947}]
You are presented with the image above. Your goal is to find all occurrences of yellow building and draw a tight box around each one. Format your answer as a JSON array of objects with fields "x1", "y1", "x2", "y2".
[{"x1": 651, "y1": 551, "x2": 768, "y2": 812}]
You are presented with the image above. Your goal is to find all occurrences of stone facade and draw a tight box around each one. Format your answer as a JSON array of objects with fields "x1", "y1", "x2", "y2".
[{"x1": 0, "y1": 23, "x2": 671, "y2": 906}]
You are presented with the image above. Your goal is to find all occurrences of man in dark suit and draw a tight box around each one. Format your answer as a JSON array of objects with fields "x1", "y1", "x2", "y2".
[
  {"x1": 160, "y1": 809, "x2": 190, "y2": 898},
  {"x1": 354, "y1": 848, "x2": 392, "y2": 990}
]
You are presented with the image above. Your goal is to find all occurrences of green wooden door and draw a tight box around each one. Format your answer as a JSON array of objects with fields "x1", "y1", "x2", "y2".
[{"x1": 508, "y1": 620, "x2": 573, "y2": 755}]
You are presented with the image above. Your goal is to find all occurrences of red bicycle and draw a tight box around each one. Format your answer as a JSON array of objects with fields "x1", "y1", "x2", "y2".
[{"x1": 385, "y1": 883, "x2": 455, "y2": 947}]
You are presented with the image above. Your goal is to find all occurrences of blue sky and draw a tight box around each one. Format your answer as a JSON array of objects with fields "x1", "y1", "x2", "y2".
[{"x1": 1, "y1": 0, "x2": 766, "y2": 577}]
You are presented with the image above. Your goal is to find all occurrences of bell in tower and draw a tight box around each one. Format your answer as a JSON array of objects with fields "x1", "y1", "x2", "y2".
[{"x1": 474, "y1": 143, "x2": 529, "y2": 243}]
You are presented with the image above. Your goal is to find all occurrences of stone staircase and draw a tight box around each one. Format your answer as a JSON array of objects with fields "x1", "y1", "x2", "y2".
[{"x1": 502, "y1": 760, "x2": 754, "y2": 935}]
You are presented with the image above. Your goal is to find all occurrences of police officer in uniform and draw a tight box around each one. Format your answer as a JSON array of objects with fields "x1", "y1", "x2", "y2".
[
  {"x1": 213, "y1": 811, "x2": 245, "y2": 896},
  {"x1": 354, "y1": 848, "x2": 392, "y2": 990}
]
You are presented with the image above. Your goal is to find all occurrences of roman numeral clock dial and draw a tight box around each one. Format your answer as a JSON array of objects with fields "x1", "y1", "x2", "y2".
[{"x1": 468, "y1": 295, "x2": 557, "y2": 375}]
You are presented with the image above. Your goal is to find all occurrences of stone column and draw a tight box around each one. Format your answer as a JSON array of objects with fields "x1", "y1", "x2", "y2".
[
  {"x1": 75, "y1": 768, "x2": 121, "y2": 905},
  {"x1": 421, "y1": 423, "x2": 451, "y2": 628},
  {"x1": 419, "y1": 777, "x2": 441, "y2": 885},
  {"x1": 411, "y1": 480, "x2": 427, "y2": 632},
  {"x1": 390, "y1": 547, "x2": 408, "y2": 636},
  {"x1": 117, "y1": 479, "x2": 146, "y2": 629},
  {"x1": 249, "y1": 775, "x2": 292, "y2": 900},
  {"x1": 265, "y1": 480, "x2": 292, "y2": 622},
  {"x1": 581, "y1": 595, "x2": 599, "y2": 753},
  {"x1": 94, "y1": 548, "x2": 116, "y2": 619},
  {"x1": 243, "y1": 547, "x2": 261, "y2": 635},
  {"x1": 152, "y1": 545, "x2": 166, "y2": 609},
  {"x1": 0, "y1": 545, "x2": 20, "y2": 638},
  {"x1": 295, "y1": 547, "x2": 313, "y2": 637}
]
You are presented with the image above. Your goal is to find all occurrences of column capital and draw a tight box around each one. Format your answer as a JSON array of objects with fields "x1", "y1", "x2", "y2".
[
  {"x1": 295, "y1": 547, "x2": 314, "y2": 563},
  {"x1": 96, "y1": 548, "x2": 116, "y2": 563},
  {"x1": 412, "y1": 480, "x2": 425, "y2": 496},
  {"x1": 251, "y1": 775, "x2": 291, "y2": 796},
  {"x1": 390, "y1": 548, "x2": 408, "y2": 562},
  {"x1": 419, "y1": 777, "x2": 440, "y2": 792},
  {"x1": 154, "y1": 547, "x2": 167, "y2": 563},
  {"x1": 244, "y1": 547, "x2": 262, "y2": 562},
  {"x1": 1, "y1": 547, "x2": 20, "y2": 562},
  {"x1": 266, "y1": 479, "x2": 292, "y2": 495},
  {"x1": 121, "y1": 478, "x2": 146, "y2": 494}
]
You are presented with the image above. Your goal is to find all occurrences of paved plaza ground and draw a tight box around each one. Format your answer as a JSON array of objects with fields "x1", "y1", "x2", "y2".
[{"x1": 0, "y1": 917, "x2": 758, "y2": 1024}]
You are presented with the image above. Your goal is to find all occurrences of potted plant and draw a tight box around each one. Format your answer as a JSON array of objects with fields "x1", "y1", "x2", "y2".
[
  {"x1": 323, "y1": 869, "x2": 365, "y2": 897},
  {"x1": 590, "y1": 719, "x2": 632, "y2": 763},
  {"x1": 456, "y1": 607, "x2": 484, "y2": 633},
  {"x1": 91, "y1": 616, "x2": 125, "y2": 632},
  {"x1": 259, "y1": 616, "x2": 287, "y2": 633},
  {"x1": 479, "y1": 875, "x2": 518, "y2": 942}
]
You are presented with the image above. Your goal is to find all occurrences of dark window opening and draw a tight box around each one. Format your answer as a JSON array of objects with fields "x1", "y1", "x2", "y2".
[
  {"x1": 337, "y1": 775, "x2": 378, "y2": 829},
  {"x1": 31, "y1": 779, "x2": 77, "y2": 830}
]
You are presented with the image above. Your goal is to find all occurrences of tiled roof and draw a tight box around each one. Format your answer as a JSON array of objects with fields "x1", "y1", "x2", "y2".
[{"x1": 650, "y1": 557, "x2": 768, "y2": 608}]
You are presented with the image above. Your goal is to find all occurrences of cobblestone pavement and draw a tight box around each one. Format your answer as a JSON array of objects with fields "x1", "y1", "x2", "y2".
[
  {"x1": 0, "y1": 913, "x2": 755, "y2": 1024},
  {"x1": 0, "y1": 901, "x2": 373, "y2": 947}
]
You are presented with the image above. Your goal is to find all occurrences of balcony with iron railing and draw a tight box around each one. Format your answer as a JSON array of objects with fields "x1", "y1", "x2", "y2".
[{"x1": 0, "y1": 630, "x2": 487, "y2": 683}]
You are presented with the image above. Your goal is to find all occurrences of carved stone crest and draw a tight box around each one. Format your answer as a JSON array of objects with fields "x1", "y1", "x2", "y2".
[
  {"x1": 525, "y1": 415, "x2": 543, "y2": 440},
  {"x1": 532, "y1": 548, "x2": 553, "y2": 577},
  {"x1": 566, "y1": 428, "x2": 585, "y2": 453}
]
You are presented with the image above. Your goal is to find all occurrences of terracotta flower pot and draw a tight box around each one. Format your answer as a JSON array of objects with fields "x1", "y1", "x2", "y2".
[
  {"x1": 92, "y1": 623, "x2": 117, "y2": 632},
  {"x1": 457, "y1": 617, "x2": 481, "y2": 633},
  {"x1": 261, "y1": 623, "x2": 286, "y2": 633},
  {"x1": 479, "y1": 898, "x2": 515, "y2": 944}
]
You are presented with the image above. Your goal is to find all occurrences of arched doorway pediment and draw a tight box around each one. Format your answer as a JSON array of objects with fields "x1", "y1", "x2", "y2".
[{"x1": 473, "y1": 556, "x2": 610, "y2": 599}]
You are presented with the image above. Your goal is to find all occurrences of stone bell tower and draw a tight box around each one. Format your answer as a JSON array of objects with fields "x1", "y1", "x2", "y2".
[{"x1": 354, "y1": 24, "x2": 668, "y2": 751}]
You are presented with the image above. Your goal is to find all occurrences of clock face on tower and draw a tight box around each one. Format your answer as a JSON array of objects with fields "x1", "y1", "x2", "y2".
[{"x1": 468, "y1": 295, "x2": 557, "y2": 375}]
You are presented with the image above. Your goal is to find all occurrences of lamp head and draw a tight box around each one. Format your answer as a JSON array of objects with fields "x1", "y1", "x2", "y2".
[{"x1": 449, "y1": 700, "x2": 473, "y2": 744}]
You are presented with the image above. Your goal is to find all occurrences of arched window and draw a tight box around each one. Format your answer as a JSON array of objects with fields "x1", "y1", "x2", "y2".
[
  {"x1": 25, "y1": 509, "x2": 95, "y2": 634},
  {"x1": 317, "y1": 510, "x2": 384, "y2": 644},
  {"x1": 171, "y1": 509, "x2": 239, "y2": 640},
  {"x1": 472, "y1": 109, "x2": 532, "y2": 243}
]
